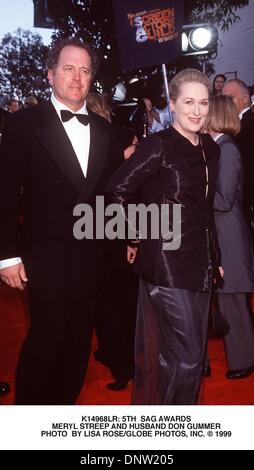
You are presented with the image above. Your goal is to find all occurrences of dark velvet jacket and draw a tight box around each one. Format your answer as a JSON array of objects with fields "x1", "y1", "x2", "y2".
[
  {"x1": 0, "y1": 101, "x2": 118, "y2": 300},
  {"x1": 106, "y1": 126, "x2": 220, "y2": 291}
]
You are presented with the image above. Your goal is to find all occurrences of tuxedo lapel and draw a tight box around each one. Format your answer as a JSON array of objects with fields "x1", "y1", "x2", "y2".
[{"x1": 35, "y1": 101, "x2": 85, "y2": 191}]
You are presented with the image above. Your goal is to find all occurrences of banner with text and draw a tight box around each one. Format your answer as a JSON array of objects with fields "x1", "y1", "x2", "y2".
[{"x1": 112, "y1": 0, "x2": 184, "y2": 71}]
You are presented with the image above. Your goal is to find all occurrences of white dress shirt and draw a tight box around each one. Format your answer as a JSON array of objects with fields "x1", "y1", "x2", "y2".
[
  {"x1": 51, "y1": 93, "x2": 90, "y2": 177},
  {"x1": 239, "y1": 106, "x2": 250, "y2": 120},
  {"x1": 0, "y1": 94, "x2": 90, "y2": 270},
  {"x1": 213, "y1": 133, "x2": 224, "y2": 142}
]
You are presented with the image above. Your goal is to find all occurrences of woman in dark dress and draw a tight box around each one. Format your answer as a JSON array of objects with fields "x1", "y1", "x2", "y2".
[
  {"x1": 106, "y1": 69, "x2": 221, "y2": 405},
  {"x1": 95, "y1": 127, "x2": 139, "y2": 390}
]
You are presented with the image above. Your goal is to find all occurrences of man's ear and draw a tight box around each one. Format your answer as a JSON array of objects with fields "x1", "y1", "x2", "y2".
[
  {"x1": 243, "y1": 93, "x2": 250, "y2": 108},
  {"x1": 47, "y1": 69, "x2": 53, "y2": 86}
]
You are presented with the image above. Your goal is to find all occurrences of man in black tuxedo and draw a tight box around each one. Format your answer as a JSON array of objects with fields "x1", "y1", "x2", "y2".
[
  {"x1": 223, "y1": 78, "x2": 254, "y2": 214},
  {"x1": 0, "y1": 38, "x2": 118, "y2": 404}
]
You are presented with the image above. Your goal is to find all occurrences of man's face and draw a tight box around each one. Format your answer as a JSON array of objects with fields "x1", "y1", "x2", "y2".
[
  {"x1": 8, "y1": 101, "x2": 19, "y2": 113},
  {"x1": 222, "y1": 81, "x2": 248, "y2": 114},
  {"x1": 48, "y1": 45, "x2": 92, "y2": 112}
]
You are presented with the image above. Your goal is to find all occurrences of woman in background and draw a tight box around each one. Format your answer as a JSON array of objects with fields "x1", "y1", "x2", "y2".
[
  {"x1": 95, "y1": 127, "x2": 139, "y2": 390},
  {"x1": 86, "y1": 92, "x2": 112, "y2": 122},
  {"x1": 206, "y1": 95, "x2": 254, "y2": 379},
  {"x1": 212, "y1": 74, "x2": 226, "y2": 96}
]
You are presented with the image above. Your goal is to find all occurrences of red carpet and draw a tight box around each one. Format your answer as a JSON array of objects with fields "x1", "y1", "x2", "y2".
[{"x1": 0, "y1": 284, "x2": 254, "y2": 405}]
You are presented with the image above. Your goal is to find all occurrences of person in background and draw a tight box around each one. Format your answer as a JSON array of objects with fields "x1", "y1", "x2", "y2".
[
  {"x1": 95, "y1": 127, "x2": 139, "y2": 391},
  {"x1": 248, "y1": 84, "x2": 254, "y2": 112},
  {"x1": 143, "y1": 96, "x2": 172, "y2": 134},
  {"x1": 129, "y1": 79, "x2": 172, "y2": 139},
  {"x1": 24, "y1": 96, "x2": 38, "y2": 108},
  {"x1": 106, "y1": 69, "x2": 221, "y2": 405},
  {"x1": 206, "y1": 95, "x2": 254, "y2": 379},
  {"x1": 212, "y1": 74, "x2": 226, "y2": 96},
  {"x1": 222, "y1": 78, "x2": 254, "y2": 218},
  {"x1": 142, "y1": 80, "x2": 173, "y2": 135},
  {"x1": 0, "y1": 38, "x2": 118, "y2": 405},
  {"x1": 7, "y1": 99, "x2": 20, "y2": 113}
]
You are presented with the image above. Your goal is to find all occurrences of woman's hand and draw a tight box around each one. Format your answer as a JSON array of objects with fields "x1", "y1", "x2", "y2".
[
  {"x1": 127, "y1": 246, "x2": 138, "y2": 264},
  {"x1": 219, "y1": 266, "x2": 224, "y2": 277}
]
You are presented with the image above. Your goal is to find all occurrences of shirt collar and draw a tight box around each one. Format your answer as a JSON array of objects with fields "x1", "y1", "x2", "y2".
[
  {"x1": 51, "y1": 93, "x2": 88, "y2": 120},
  {"x1": 213, "y1": 133, "x2": 224, "y2": 142},
  {"x1": 239, "y1": 106, "x2": 250, "y2": 120}
]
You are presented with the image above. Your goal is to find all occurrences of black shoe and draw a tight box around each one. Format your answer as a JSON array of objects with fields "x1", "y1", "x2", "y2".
[
  {"x1": 93, "y1": 350, "x2": 111, "y2": 368},
  {"x1": 203, "y1": 366, "x2": 211, "y2": 377},
  {"x1": 226, "y1": 367, "x2": 254, "y2": 379},
  {"x1": 107, "y1": 378, "x2": 132, "y2": 391},
  {"x1": 0, "y1": 382, "x2": 10, "y2": 396}
]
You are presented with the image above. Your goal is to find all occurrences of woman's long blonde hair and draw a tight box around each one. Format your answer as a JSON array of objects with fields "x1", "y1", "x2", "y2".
[{"x1": 86, "y1": 92, "x2": 112, "y2": 122}]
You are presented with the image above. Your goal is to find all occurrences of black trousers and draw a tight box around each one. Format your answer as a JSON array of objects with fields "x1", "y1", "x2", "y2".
[
  {"x1": 133, "y1": 280, "x2": 211, "y2": 405},
  {"x1": 218, "y1": 293, "x2": 254, "y2": 370},
  {"x1": 15, "y1": 293, "x2": 96, "y2": 405},
  {"x1": 95, "y1": 263, "x2": 138, "y2": 380}
]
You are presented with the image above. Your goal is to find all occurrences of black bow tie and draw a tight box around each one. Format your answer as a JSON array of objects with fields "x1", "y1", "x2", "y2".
[{"x1": 60, "y1": 110, "x2": 89, "y2": 126}]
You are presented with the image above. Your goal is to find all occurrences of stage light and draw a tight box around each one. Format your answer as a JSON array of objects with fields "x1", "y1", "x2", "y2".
[
  {"x1": 182, "y1": 24, "x2": 218, "y2": 56},
  {"x1": 128, "y1": 78, "x2": 139, "y2": 84}
]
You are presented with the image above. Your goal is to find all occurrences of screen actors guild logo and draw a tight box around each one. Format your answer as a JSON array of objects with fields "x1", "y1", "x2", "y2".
[{"x1": 128, "y1": 8, "x2": 178, "y2": 44}]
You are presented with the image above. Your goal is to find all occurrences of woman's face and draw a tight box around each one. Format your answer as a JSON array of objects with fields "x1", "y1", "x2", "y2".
[
  {"x1": 214, "y1": 76, "x2": 225, "y2": 93},
  {"x1": 124, "y1": 135, "x2": 139, "y2": 160},
  {"x1": 171, "y1": 81, "x2": 209, "y2": 142}
]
